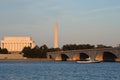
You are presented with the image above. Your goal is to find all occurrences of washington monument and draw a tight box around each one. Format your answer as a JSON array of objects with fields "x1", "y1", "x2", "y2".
[{"x1": 54, "y1": 22, "x2": 58, "y2": 48}]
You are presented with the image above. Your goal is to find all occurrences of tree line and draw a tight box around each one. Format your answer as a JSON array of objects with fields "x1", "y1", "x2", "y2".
[
  {"x1": 22, "y1": 44, "x2": 112, "y2": 58},
  {"x1": 62, "y1": 44, "x2": 112, "y2": 51},
  {"x1": 62, "y1": 44, "x2": 95, "y2": 50},
  {"x1": 22, "y1": 44, "x2": 61, "y2": 58}
]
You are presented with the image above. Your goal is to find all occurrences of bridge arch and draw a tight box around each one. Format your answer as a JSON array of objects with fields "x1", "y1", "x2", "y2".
[
  {"x1": 73, "y1": 53, "x2": 90, "y2": 61},
  {"x1": 47, "y1": 48, "x2": 120, "y2": 61},
  {"x1": 95, "y1": 51, "x2": 117, "y2": 62},
  {"x1": 80, "y1": 53, "x2": 90, "y2": 61},
  {"x1": 55, "y1": 53, "x2": 69, "y2": 61}
]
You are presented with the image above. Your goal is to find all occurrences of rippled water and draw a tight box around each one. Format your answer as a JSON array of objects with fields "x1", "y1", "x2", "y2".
[{"x1": 0, "y1": 61, "x2": 120, "y2": 80}]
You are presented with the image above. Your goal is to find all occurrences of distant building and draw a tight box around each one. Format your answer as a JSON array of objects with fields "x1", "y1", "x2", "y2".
[{"x1": 0, "y1": 37, "x2": 35, "y2": 53}]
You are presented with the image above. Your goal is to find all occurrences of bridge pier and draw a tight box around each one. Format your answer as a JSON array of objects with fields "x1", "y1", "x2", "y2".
[{"x1": 72, "y1": 53, "x2": 80, "y2": 61}]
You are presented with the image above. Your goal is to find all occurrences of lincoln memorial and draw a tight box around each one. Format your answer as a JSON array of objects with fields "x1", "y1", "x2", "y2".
[{"x1": 0, "y1": 37, "x2": 35, "y2": 53}]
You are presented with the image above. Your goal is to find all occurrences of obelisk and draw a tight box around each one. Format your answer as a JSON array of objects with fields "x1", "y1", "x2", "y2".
[{"x1": 54, "y1": 22, "x2": 58, "y2": 48}]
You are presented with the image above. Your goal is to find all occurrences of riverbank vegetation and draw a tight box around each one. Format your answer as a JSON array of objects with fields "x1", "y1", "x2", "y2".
[
  {"x1": 62, "y1": 44, "x2": 112, "y2": 50},
  {"x1": 22, "y1": 44, "x2": 61, "y2": 58},
  {"x1": 0, "y1": 47, "x2": 8, "y2": 54},
  {"x1": 22, "y1": 44, "x2": 113, "y2": 58}
]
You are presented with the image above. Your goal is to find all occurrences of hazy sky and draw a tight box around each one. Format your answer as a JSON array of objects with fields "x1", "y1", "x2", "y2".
[{"x1": 0, "y1": 0, "x2": 120, "y2": 48}]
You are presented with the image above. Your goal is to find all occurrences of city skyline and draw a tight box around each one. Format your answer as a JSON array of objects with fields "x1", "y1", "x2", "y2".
[{"x1": 0, "y1": 0, "x2": 120, "y2": 47}]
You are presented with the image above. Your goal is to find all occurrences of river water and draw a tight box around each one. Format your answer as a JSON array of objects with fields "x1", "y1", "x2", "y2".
[{"x1": 0, "y1": 61, "x2": 120, "y2": 80}]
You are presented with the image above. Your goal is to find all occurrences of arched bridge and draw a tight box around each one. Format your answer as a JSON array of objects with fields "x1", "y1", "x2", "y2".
[{"x1": 47, "y1": 48, "x2": 120, "y2": 61}]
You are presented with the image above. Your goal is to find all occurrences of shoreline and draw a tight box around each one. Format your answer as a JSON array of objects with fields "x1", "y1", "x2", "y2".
[
  {"x1": 0, "y1": 59, "x2": 120, "y2": 63},
  {"x1": 0, "y1": 58, "x2": 53, "y2": 61}
]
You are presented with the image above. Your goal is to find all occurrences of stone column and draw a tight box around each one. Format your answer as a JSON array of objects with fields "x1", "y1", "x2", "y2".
[
  {"x1": 20, "y1": 43, "x2": 22, "y2": 51},
  {"x1": 14, "y1": 43, "x2": 16, "y2": 51},
  {"x1": 10, "y1": 43, "x2": 12, "y2": 51},
  {"x1": 5, "y1": 43, "x2": 7, "y2": 49},
  {"x1": 1, "y1": 42, "x2": 4, "y2": 48},
  {"x1": 9, "y1": 43, "x2": 11, "y2": 51},
  {"x1": 13, "y1": 43, "x2": 15, "y2": 51},
  {"x1": 16, "y1": 43, "x2": 18, "y2": 51},
  {"x1": 7, "y1": 43, "x2": 8, "y2": 51},
  {"x1": 7, "y1": 43, "x2": 9, "y2": 51},
  {"x1": 17, "y1": 43, "x2": 19, "y2": 51},
  {"x1": 12, "y1": 43, "x2": 14, "y2": 51},
  {"x1": 20, "y1": 43, "x2": 23, "y2": 50},
  {"x1": 4, "y1": 43, "x2": 6, "y2": 49}
]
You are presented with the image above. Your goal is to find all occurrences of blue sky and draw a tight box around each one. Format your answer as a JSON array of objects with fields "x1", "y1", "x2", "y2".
[{"x1": 0, "y1": 0, "x2": 120, "y2": 47}]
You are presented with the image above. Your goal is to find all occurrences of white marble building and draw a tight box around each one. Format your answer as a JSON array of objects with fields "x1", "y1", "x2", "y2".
[{"x1": 0, "y1": 37, "x2": 35, "y2": 52}]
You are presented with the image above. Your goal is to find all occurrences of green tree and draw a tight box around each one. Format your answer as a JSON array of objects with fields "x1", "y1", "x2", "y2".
[
  {"x1": 22, "y1": 45, "x2": 49, "y2": 58},
  {"x1": 39, "y1": 44, "x2": 49, "y2": 58},
  {"x1": 62, "y1": 44, "x2": 95, "y2": 51},
  {"x1": 48, "y1": 47, "x2": 61, "y2": 52},
  {"x1": 40, "y1": 44, "x2": 48, "y2": 50},
  {"x1": 0, "y1": 48, "x2": 8, "y2": 54},
  {"x1": 22, "y1": 47, "x2": 33, "y2": 58},
  {"x1": 96, "y1": 44, "x2": 112, "y2": 48},
  {"x1": 32, "y1": 45, "x2": 41, "y2": 58}
]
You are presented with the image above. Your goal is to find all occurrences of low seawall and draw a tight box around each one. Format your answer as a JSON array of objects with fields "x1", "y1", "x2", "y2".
[{"x1": 0, "y1": 54, "x2": 25, "y2": 60}]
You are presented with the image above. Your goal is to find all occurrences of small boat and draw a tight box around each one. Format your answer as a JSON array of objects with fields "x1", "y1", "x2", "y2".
[{"x1": 76, "y1": 60, "x2": 101, "y2": 64}]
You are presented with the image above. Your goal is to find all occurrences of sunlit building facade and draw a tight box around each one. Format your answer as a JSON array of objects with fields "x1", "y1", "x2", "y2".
[{"x1": 0, "y1": 37, "x2": 35, "y2": 53}]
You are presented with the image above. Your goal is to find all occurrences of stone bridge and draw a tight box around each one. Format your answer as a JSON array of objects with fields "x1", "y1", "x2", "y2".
[{"x1": 47, "y1": 48, "x2": 120, "y2": 61}]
